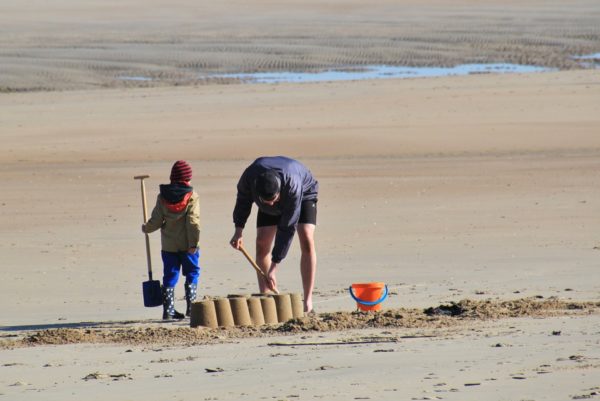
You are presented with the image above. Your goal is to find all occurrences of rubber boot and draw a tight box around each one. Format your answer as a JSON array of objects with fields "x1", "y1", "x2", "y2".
[
  {"x1": 185, "y1": 282, "x2": 198, "y2": 317},
  {"x1": 162, "y1": 287, "x2": 185, "y2": 320}
]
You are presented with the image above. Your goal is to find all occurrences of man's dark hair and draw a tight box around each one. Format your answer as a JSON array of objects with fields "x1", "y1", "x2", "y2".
[{"x1": 255, "y1": 170, "x2": 281, "y2": 200}]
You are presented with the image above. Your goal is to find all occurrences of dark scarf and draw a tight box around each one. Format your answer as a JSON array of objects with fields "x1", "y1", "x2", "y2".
[{"x1": 159, "y1": 183, "x2": 193, "y2": 213}]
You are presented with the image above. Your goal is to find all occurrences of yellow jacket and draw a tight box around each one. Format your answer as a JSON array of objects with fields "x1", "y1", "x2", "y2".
[{"x1": 145, "y1": 189, "x2": 200, "y2": 252}]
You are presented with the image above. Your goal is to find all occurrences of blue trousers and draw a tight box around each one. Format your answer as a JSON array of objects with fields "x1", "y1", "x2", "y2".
[{"x1": 161, "y1": 249, "x2": 200, "y2": 288}]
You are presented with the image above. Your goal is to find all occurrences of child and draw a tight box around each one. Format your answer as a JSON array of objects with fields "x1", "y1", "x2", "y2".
[{"x1": 142, "y1": 160, "x2": 201, "y2": 320}]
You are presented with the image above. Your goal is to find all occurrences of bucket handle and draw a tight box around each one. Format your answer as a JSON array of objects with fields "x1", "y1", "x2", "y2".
[{"x1": 348, "y1": 285, "x2": 389, "y2": 307}]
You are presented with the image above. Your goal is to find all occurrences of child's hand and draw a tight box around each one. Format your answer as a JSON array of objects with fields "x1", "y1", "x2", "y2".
[{"x1": 141, "y1": 224, "x2": 147, "y2": 233}]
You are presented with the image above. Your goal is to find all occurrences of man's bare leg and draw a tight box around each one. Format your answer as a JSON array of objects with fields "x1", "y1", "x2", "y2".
[
  {"x1": 297, "y1": 223, "x2": 316, "y2": 313},
  {"x1": 256, "y1": 226, "x2": 277, "y2": 293}
]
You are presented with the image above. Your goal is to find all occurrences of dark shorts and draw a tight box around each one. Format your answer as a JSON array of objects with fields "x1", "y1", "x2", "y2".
[{"x1": 257, "y1": 199, "x2": 318, "y2": 227}]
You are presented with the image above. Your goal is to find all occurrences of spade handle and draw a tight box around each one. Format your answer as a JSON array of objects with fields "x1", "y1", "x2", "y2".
[{"x1": 134, "y1": 175, "x2": 154, "y2": 281}]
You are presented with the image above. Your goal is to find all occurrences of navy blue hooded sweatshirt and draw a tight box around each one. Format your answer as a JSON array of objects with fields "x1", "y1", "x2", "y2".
[{"x1": 233, "y1": 156, "x2": 319, "y2": 263}]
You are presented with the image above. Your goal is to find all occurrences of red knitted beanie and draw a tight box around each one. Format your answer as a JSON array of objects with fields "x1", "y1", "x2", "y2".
[{"x1": 170, "y1": 160, "x2": 193, "y2": 183}]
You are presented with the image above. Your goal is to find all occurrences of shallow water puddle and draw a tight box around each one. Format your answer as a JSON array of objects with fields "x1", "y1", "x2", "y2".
[
  {"x1": 117, "y1": 75, "x2": 153, "y2": 81},
  {"x1": 571, "y1": 53, "x2": 600, "y2": 68},
  {"x1": 209, "y1": 63, "x2": 553, "y2": 84}
]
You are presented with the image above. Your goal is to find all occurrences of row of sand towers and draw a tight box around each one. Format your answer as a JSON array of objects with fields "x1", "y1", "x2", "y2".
[{"x1": 190, "y1": 293, "x2": 304, "y2": 328}]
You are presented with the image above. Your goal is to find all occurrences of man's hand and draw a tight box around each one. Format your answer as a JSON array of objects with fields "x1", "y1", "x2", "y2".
[
  {"x1": 266, "y1": 262, "x2": 278, "y2": 292},
  {"x1": 229, "y1": 227, "x2": 244, "y2": 249},
  {"x1": 141, "y1": 223, "x2": 147, "y2": 233},
  {"x1": 188, "y1": 247, "x2": 197, "y2": 254}
]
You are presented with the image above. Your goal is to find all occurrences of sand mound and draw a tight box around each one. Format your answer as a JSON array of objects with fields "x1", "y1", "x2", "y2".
[
  {"x1": 280, "y1": 297, "x2": 599, "y2": 332},
  {"x1": 3, "y1": 297, "x2": 597, "y2": 349}
]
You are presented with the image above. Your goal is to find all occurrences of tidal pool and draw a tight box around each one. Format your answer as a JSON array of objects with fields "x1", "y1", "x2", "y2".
[
  {"x1": 117, "y1": 76, "x2": 153, "y2": 81},
  {"x1": 209, "y1": 63, "x2": 553, "y2": 84}
]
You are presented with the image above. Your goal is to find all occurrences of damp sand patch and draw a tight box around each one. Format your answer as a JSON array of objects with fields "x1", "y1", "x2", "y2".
[{"x1": 2, "y1": 297, "x2": 598, "y2": 349}]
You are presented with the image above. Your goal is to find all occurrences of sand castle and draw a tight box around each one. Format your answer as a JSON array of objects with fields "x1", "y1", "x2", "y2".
[{"x1": 190, "y1": 293, "x2": 305, "y2": 328}]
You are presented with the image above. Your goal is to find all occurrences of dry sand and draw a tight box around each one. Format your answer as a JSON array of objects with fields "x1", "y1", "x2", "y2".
[{"x1": 2, "y1": 0, "x2": 600, "y2": 400}]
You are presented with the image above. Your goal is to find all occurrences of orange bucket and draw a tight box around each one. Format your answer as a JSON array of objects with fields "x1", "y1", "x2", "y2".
[{"x1": 349, "y1": 282, "x2": 388, "y2": 311}]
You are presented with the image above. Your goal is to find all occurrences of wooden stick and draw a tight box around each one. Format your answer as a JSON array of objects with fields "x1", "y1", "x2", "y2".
[
  {"x1": 267, "y1": 335, "x2": 438, "y2": 347},
  {"x1": 238, "y1": 245, "x2": 279, "y2": 294},
  {"x1": 238, "y1": 245, "x2": 267, "y2": 278},
  {"x1": 268, "y1": 338, "x2": 399, "y2": 347}
]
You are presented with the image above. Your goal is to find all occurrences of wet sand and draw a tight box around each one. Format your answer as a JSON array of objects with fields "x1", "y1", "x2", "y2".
[
  {"x1": 1, "y1": 0, "x2": 600, "y2": 400},
  {"x1": 1, "y1": 0, "x2": 600, "y2": 91}
]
